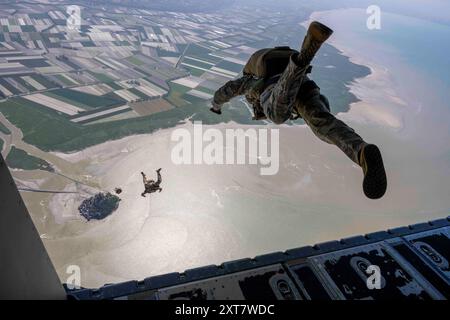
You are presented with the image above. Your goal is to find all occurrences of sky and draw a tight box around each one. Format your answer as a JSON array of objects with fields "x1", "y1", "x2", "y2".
[{"x1": 236, "y1": 0, "x2": 450, "y2": 25}]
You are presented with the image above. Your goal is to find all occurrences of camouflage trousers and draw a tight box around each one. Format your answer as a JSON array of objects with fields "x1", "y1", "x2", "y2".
[{"x1": 261, "y1": 57, "x2": 366, "y2": 165}]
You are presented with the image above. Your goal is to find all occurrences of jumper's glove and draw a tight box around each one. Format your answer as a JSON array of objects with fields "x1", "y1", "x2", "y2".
[{"x1": 210, "y1": 100, "x2": 222, "y2": 115}]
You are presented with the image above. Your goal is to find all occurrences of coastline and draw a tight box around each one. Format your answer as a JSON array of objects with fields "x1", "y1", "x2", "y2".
[{"x1": 303, "y1": 10, "x2": 408, "y2": 130}]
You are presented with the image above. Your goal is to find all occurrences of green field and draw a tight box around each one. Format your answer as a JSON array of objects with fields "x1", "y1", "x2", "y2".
[
  {"x1": 14, "y1": 76, "x2": 37, "y2": 92},
  {"x1": 165, "y1": 83, "x2": 191, "y2": 107},
  {"x1": 183, "y1": 44, "x2": 221, "y2": 64},
  {"x1": 150, "y1": 67, "x2": 185, "y2": 80},
  {"x1": 6, "y1": 146, "x2": 53, "y2": 172},
  {"x1": 215, "y1": 60, "x2": 244, "y2": 73},
  {"x1": 0, "y1": 78, "x2": 21, "y2": 95},
  {"x1": 0, "y1": 95, "x2": 252, "y2": 153},
  {"x1": 183, "y1": 57, "x2": 213, "y2": 70},
  {"x1": 17, "y1": 58, "x2": 49, "y2": 68},
  {"x1": 0, "y1": 122, "x2": 11, "y2": 134},
  {"x1": 114, "y1": 40, "x2": 131, "y2": 46},
  {"x1": 81, "y1": 41, "x2": 96, "y2": 47},
  {"x1": 180, "y1": 65, "x2": 204, "y2": 77},
  {"x1": 126, "y1": 56, "x2": 145, "y2": 66},
  {"x1": 183, "y1": 93, "x2": 209, "y2": 106},
  {"x1": 156, "y1": 48, "x2": 180, "y2": 58},
  {"x1": 31, "y1": 74, "x2": 60, "y2": 89},
  {"x1": 43, "y1": 91, "x2": 93, "y2": 111},
  {"x1": 88, "y1": 71, "x2": 117, "y2": 83},
  {"x1": 47, "y1": 88, "x2": 126, "y2": 109},
  {"x1": 54, "y1": 74, "x2": 78, "y2": 86},
  {"x1": 106, "y1": 82, "x2": 123, "y2": 90},
  {"x1": 128, "y1": 88, "x2": 149, "y2": 100},
  {"x1": 194, "y1": 86, "x2": 216, "y2": 95}
]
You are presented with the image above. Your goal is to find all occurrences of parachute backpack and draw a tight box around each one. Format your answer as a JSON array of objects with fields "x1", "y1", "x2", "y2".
[
  {"x1": 243, "y1": 46, "x2": 298, "y2": 79},
  {"x1": 243, "y1": 46, "x2": 308, "y2": 120}
]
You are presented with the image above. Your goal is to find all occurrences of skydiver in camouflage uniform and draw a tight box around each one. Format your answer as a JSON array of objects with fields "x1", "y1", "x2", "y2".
[
  {"x1": 210, "y1": 22, "x2": 387, "y2": 199},
  {"x1": 141, "y1": 168, "x2": 162, "y2": 197}
]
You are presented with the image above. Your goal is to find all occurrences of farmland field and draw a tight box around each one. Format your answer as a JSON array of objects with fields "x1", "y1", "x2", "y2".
[
  {"x1": 0, "y1": 93, "x2": 252, "y2": 152},
  {"x1": 129, "y1": 98, "x2": 174, "y2": 116},
  {"x1": 48, "y1": 88, "x2": 126, "y2": 109},
  {"x1": 6, "y1": 146, "x2": 53, "y2": 171},
  {"x1": 87, "y1": 71, "x2": 117, "y2": 83},
  {"x1": 0, "y1": 121, "x2": 11, "y2": 134},
  {"x1": 126, "y1": 56, "x2": 145, "y2": 66},
  {"x1": 54, "y1": 74, "x2": 78, "y2": 86},
  {"x1": 165, "y1": 82, "x2": 192, "y2": 107}
]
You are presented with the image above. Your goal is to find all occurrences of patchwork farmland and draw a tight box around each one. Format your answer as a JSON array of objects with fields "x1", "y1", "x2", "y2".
[{"x1": 0, "y1": 1, "x2": 310, "y2": 154}]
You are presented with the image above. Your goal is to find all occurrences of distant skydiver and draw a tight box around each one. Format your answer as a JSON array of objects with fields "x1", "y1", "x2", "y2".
[
  {"x1": 141, "y1": 168, "x2": 162, "y2": 197},
  {"x1": 210, "y1": 21, "x2": 387, "y2": 199}
]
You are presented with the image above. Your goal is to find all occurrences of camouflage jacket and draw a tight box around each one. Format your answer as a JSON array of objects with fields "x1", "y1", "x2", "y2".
[
  {"x1": 144, "y1": 181, "x2": 160, "y2": 193},
  {"x1": 212, "y1": 75, "x2": 272, "y2": 120},
  {"x1": 212, "y1": 73, "x2": 315, "y2": 121}
]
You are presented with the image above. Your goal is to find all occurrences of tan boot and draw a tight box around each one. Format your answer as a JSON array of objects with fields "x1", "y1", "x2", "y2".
[
  {"x1": 297, "y1": 21, "x2": 333, "y2": 67},
  {"x1": 359, "y1": 144, "x2": 387, "y2": 199}
]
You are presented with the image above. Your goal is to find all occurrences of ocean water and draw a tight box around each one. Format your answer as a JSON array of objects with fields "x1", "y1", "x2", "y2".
[
  {"x1": 317, "y1": 8, "x2": 450, "y2": 95},
  {"x1": 342, "y1": 9, "x2": 450, "y2": 104},
  {"x1": 313, "y1": 8, "x2": 450, "y2": 152},
  {"x1": 363, "y1": 11, "x2": 450, "y2": 88}
]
